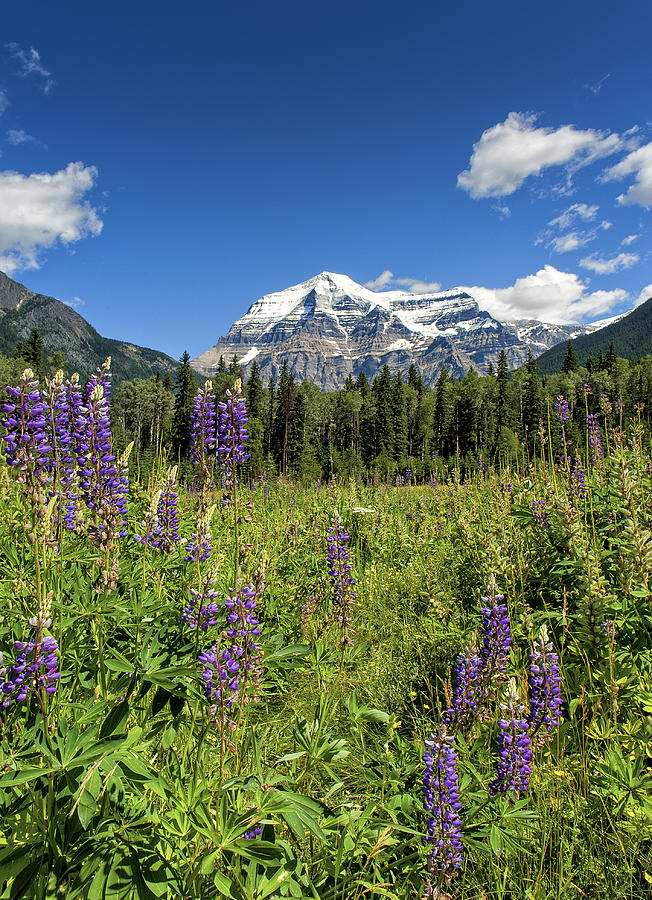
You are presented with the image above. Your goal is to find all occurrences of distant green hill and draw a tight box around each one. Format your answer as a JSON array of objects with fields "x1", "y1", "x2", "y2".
[
  {"x1": 0, "y1": 271, "x2": 179, "y2": 384},
  {"x1": 536, "y1": 295, "x2": 652, "y2": 374}
]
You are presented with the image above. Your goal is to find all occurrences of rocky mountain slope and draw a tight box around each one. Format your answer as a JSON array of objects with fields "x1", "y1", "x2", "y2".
[
  {"x1": 0, "y1": 271, "x2": 178, "y2": 384},
  {"x1": 536, "y1": 294, "x2": 652, "y2": 374},
  {"x1": 193, "y1": 271, "x2": 595, "y2": 389}
]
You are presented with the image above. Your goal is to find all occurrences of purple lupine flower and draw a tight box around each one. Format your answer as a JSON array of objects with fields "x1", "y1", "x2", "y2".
[
  {"x1": 225, "y1": 580, "x2": 263, "y2": 700},
  {"x1": 217, "y1": 378, "x2": 250, "y2": 491},
  {"x1": 2, "y1": 368, "x2": 52, "y2": 481},
  {"x1": 570, "y1": 454, "x2": 587, "y2": 499},
  {"x1": 45, "y1": 371, "x2": 79, "y2": 530},
  {"x1": 527, "y1": 625, "x2": 562, "y2": 746},
  {"x1": 587, "y1": 413, "x2": 603, "y2": 464},
  {"x1": 477, "y1": 456, "x2": 485, "y2": 475},
  {"x1": 553, "y1": 395, "x2": 569, "y2": 424},
  {"x1": 405, "y1": 468, "x2": 413, "y2": 484},
  {"x1": 442, "y1": 643, "x2": 482, "y2": 732},
  {"x1": 327, "y1": 510, "x2": 356, "y2": 647},
  {"x1": 478, "y1": 587, "x2": 512, "y2": 697},
  {"x1": 135, "y1": 468, "x2": 180, "y2": 552},
  {"x1": 531, "y1": 498, "x2": 549, "y2": 529},
  {"x1": 0, "y1": 620, "x2": 60, "y2": 709},
  {"x1": 189, "y1": 381, "x2": 216, "y2": 465},
  {"x1": 77, "y1": 361, "x2": 127, "y2": 536},
  {"x1": 243, "y1": 826, "x2": 263, "y2": 840},
  {"x1": 184, "y1": 507, "x2": 213, "y2": 563},
  {"x1": 599, "y1": 393, "x2": 612, "y2": 416},
  {"x1": 421, "y1": 728, "x2": 463, "y2": 894},
  {"x1": 183, "y1": 583, "x2": 220, "y2": 632},
  {"x1": 500, "y1": 481, "x2": 512, "y2": 494},
  {"x1": 198, "y1": 642, "x2": 242, "y2": 709},
  {"x1": 489, "y1": 678, "x2": 532, "y2": 800}
]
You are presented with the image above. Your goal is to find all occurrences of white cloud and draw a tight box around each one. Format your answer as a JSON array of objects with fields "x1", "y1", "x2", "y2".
[
  {"x1": 635, "y1": 284, "x2": 652, "y2": 307},
  {"x1": 549, "y1": 231, "x2": 594, "y2": 253},
  {"x1": 457, "y1": 112, "x2": 622, "y2": 199},
  {"x1": 365, "y1": 270, "x2": 441, "y2": 293},
  {"x1": 6, "y1": 129, "x2": 36, "y2": 145},
  {"x1": 0, "y1": 162, "x2": 103, "y2": 274},
  {"x1": 580, "y1": 252, "x2": 639, "y2": 275},
  {"x1": 364, "y1": 269, "x2": 394, "y2": 290},
  {"x1": 621, "y1": 233, "x2": 639, "y2": 246},
  {"x1": 600, "y1": 220, "x2": 612, "y2": 230},
  {"x1": 61, "y1": 295, "x2": 85, "y2": 310},
  {"x1": 460, "y1": 264, "x2": 628, "y2": 324},
  {"x1": 5, "y1": 43, "x2": 54, "y2": 93},
  {"x1": 0, "y1": 90, "x2": 8, "y2": 117},
  {"x1": 549, "y1": 202, "x2": 598, "y2": 230},
  {"x1": 585, "y1": 74, "x2": 611, "y2": 96},
  {"x1": 602, "y1": 141, "x2": 652, "y2": 208}
]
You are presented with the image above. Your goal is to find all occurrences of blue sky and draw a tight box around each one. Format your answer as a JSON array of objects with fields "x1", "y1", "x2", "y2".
[{"x1": 1, "y1": 0, "x2": 651, "y2": 359}]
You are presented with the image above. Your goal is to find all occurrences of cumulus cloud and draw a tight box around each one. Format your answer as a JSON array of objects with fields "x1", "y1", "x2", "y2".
[
  {"x1": 549, "y1": 202, "x2": 598, "y2": 230},
  {"x1": 0, "y1": 162, "x2": 103, "y2": 274},
  {"x1": 602, "y1": 140, "x2": 652, "y2": 208},
  {"x1": 364, "y1": 269, "x2": 394, "y2": 290},
  {"x1": 364, "y1": 271, "x2": 442, "y2": 293},
  {"x1": 636, "y1": 284, "x2": 652, "y2": 307},
  {"x1": 460, "y1": 264, "x2": 628, "y2": 324},
  {"x1": 580, "y1": 252, "x2": 639, "y2": 275},
  {"x1": 457, "y1": 112, "x2": 622, "y2": 199},
  {"x1": 5, "y1": 43, "x2": 54, "y2": 93}
]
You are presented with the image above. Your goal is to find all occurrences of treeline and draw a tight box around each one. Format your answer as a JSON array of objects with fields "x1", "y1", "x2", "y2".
[
  {"x1": 113, "y1": 342, "x2": 652, "y2": 480},
  {"x1": 3, "y1": 331, "x2": 652, "y2": 479}
]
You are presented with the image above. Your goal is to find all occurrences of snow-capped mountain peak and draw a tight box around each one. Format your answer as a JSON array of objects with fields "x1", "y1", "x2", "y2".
[{"x1": 192, "y1": 272, "x2": 592, "y2": 390}]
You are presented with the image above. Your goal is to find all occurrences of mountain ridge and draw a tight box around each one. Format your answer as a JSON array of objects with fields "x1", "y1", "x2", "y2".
[
  {"x1": 0, "y1": 271, "x2": 179, "y2": 384},
  {"x1": 193, "y1": 271, "x2": 596, "y2": 389}
]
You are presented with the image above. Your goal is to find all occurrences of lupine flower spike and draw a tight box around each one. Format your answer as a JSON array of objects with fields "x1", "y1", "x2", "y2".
[
  {"x1": 490, "y1": 677, "x2": 532, "y2": 801},
  {"x1": 327, "y1": 510, "x2": 356, "y2": 647},
  {"x1": 527, "y1": 624, "x2": 562, "y2": 746},
  {"x1": 421, "y1": 728, "x2": 463, "y2": 898}
]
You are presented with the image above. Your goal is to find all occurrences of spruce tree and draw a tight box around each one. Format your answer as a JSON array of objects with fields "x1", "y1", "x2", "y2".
[
  {"x1": 372, "y1": 365, "x2": 393, "y2": 460},
  {"x1": 433, "y1": 365, "x2": 451, "y2": 455},
  {"x1": 273, "y1": 360, "x2": 295, "y2": 473},
  {"x1": 24, "y1": 328, "x2": 44, "y2": 382},
  {"x1": 391, "y1": 372, "x2": 409, "y2": 462},
  {"x1": 171, "y1": 351, "x2": 197, "y2": 459},
  {"x1": 522, "y1": 350, "x2": 543, "y2": 443},
  {"x1": 562, "y1": 340, "x2": 579, "y2": 374}
]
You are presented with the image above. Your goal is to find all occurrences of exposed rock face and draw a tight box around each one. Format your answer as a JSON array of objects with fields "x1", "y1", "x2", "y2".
[
  {"x1": 0, "y1": 271, "x2": 178, "y2": 384},
  {"x1": 193, "y1": 272, "x2": 594, "y2": 389}
]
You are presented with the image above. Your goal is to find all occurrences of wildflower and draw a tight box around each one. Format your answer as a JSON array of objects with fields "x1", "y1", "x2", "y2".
[
  {"x1": 531, "y1": 498, "x2": 549, "y2": 528},
  {"x1": 225, "y1": 580, "x2": 263, "y2": 700},
  {"x1": 0, "y1": 601, "x2": 60, "y2": 709},
  {"x1": 490, "y1": 678, "x2": 532, "y2": 800},
  {"x1": 198, "y1": 643, "x2": 241, "y2": 709},
  {"x1": 599, "y1": 393, "x2": 612, "y2": 416},
  {"x1": 570, "y1": 455, "x2": 587, "y2": 499},
  {"x1": 189, "y1": 381, "x2": 216, "y2": 465},
  {"x1": 442, "y1": 643, "x2": 482, "y2": 731},
  {"x1": 527, "y1": 625, "x2": 562, "y2": 745},
  {"x1": 553, "y1": 395, "x2": 569, "y2": 424},
  {"x1": 421, "y1": 728, "x2": 463, "y2": 894},
  {"x1": 587, "y1": 412, "x2": 603, "y2": 464},
  {"x1": 478, "y1": 586, "x2": 512, "y2": 696},
  {"x1": 327, "y1": 510, "x2": 356, "y2": 647},
  {"x1": 2, "y1": 370, "x2": 52, "y2": 521},
  {"x1": 217, "y1": 379, "x2": 250, "y2": 493},
  {"x1": 135, "y1": 467, "x2": 180, "y2": 552},
  {"x1": 183, "y1": 583, "x2": 220, "y2": 632}
]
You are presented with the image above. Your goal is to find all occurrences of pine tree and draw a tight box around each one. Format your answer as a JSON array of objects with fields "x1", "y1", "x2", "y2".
[
  {"x1": 265, "y1": 377, "x2": 275, "y2": 458},
  {"x1": 171, "y1": 351, "x2": 197, "y2": 459},
  {"x1": 24, "y1": 328, "x2": 44, "y2": 382},
  {"x1": 273, "y1": 360, "x2": 295, "y2": 473},
  {"x1": 522, "y1": 350, "x2": 543, "y2": 443},
  {"x1": 606, "y1": 342, "x2": 617, "y2": 373},
  {"x1": 372, "y1": 365, "x2": 393, "y2": 460},
  {"x1": 495, "y1": 350, "x2": 512, "y2": 436},
  {"x1": 562, "y1": 340, "x2": 579, "y2": 374},
  {"x1": 433, "y1": 365, "x2": 451, "y2": 455},
  {"x1": 391, "y1": 372, "x2": 409, "y2": 462}
]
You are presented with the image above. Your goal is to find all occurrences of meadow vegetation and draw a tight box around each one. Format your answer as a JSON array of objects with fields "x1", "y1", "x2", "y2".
[{"x1": 0, "y1": 359, "x2": 650, "y2": 899}]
